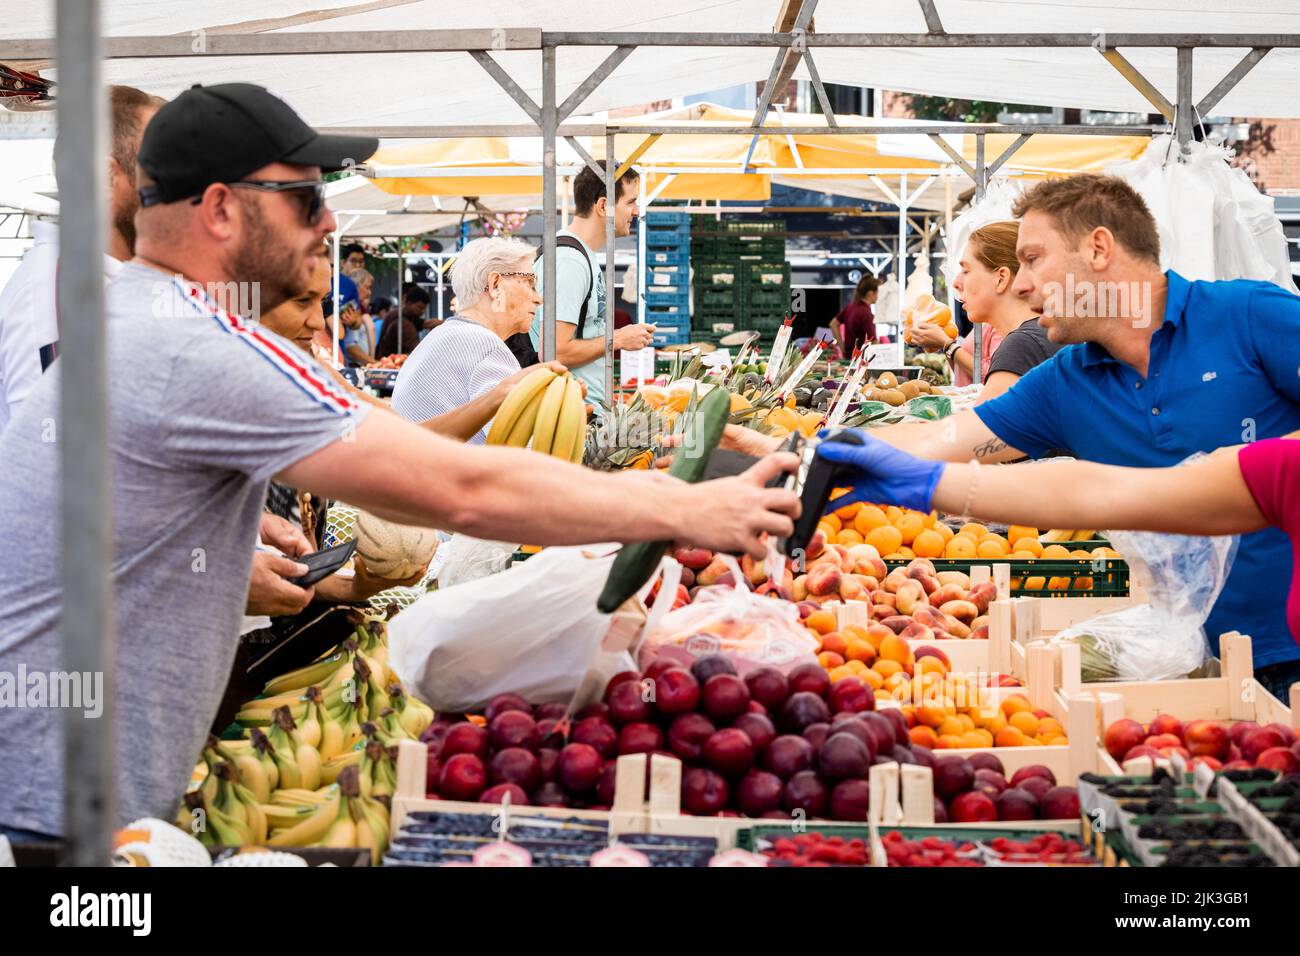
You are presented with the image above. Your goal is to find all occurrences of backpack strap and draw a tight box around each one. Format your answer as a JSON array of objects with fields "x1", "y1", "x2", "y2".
[{"x1": 535, "y1": 235, "x2": 595, "y2": 338}]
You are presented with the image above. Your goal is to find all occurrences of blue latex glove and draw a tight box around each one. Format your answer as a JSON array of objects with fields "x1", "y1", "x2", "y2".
[{"x1": 815, "y1": 428, "x2": 947, "y2": 513}]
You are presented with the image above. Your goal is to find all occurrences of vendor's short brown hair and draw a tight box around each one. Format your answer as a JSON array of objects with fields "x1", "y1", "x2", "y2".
[
  {"x1": 109, "y1": 85, "x2": 166, "y2": 183},
  {"x1": 1012, "y1": 174, "x2": 1160, "y2": 264}
]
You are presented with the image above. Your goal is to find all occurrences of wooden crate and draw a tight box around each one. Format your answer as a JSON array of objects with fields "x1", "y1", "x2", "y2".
[{"x1": 991, "y1": 588, "x2": 1144, "y2": 681}]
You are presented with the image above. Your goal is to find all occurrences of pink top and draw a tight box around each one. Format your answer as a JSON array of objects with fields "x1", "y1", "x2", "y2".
[
  {"x1": 1238, "y1": 438, "x2": 1300, "y2": 642},
  {"x1": 953, "y1": 325, "x2": 1005, "y2": 387}
]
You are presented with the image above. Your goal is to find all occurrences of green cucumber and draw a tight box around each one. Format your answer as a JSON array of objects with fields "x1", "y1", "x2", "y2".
[{"x1": 597, "y1": 386, "x2": 731, "y2": 613}]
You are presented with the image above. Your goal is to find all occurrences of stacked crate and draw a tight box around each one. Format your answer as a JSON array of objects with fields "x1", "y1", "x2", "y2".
[
  {"x1": 642, "y1": 211, "x2": 692, "y2": 347},
  {"x1": 691, "y1": 217, "x2": 790, "y2": 335}
]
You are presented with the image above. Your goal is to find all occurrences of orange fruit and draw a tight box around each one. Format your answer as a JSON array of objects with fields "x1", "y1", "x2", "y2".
[
  {"x1": 959, "y1": 522, "x2": 989, "y2": 540},
  {"x1": 872, "y1": 659, "x2": 903, "y2": 679},
  {"x1": 895, "y1": 512, "x2": 925, "y2": 546},
  {"x1": 817, "y1": 523, "x2": 837, "y2": 541},
  {"x1": 935, "y1": 522, "x2": 955, "y2": 542},
  {"x1": 836, "y1": 529, "x2": 865, "y2": 547},
  {"x1": 922, "y1": 510, "x2": 939, "y2": 529},
  {"x1": 818, "y1": 651, "x2": 845, "y2": 669},
  {"x1": 820, "y1": 513, "x2": 842, "y2": 534},
  {"x1": 833, "y1": 500, "x2": 863, "y2": 521},
  {"x1": 977, "y1": 536, "x2": 1010, "y2": 559},
  {"x1": 1048, "y1": 576, "x2": 1072, "y2": 590},
  {"x1": 944, "y1": 536, "x2": 978, "y2": 559},
  {"x1": 805, "y1": 609, "x2": 837, "y2": 635},
  {"x1": 936, "y1": 716, "x2": 966, "y2": 738},
  {"x1": 909, "y1": 726, "x2": 939, "y2": 749},
  {"x1": 1006, "y1": 526, "x2": 1039, "y2": 546},
  {"x1": 1010, "y1": 550, "x2": 1037, "y2": 559},
  {"x1": 845, "y1": 638, "x2": 876, "y2": 664},
  {"x1": 879, "y1": 634, "x2": 913, "y2": 666},
  {"x1": 883, "y1": 552, "x2": 906, "y2": 560},
  {"x1": 1012, "y1": 537, "x2": 1043, "y2": 557},
  {"x1": 1023, "y1": 576, "x2": 1046, "y2": 590},
  {"x1": 820, "y1": 632, "x2": 849, "y2": 657},
  {"x1": 885, "y1": 506, "x2": 904, "y2": 525},
  {"x1": 995, "y1": 727, "x2": 1028, "y2": 747},
  {"x1": 896, "y1": 546, "x2": 915, "y2": 560},
  {"x1": 1070, "y1": 549, "x2": 1092, "y2": 559},
  {"x1": 1009, "y1": 711, "x2": 1040, "y2": 736},
  {"x1": 1040, "y1": 544, "x2": 1071, "y2": 559},
  {"x1": 865, "y1": 525, "x2": 903, "y2": 556},
  {"x1": 912, "y1": 529, "x2": 945, "y2": 559},
  {"x1": 1000, "y1": 694, "x2": 1033, "y2": 717},
  {"x1": 853, "y1": 505, "x2": 889, "y2": 536}
]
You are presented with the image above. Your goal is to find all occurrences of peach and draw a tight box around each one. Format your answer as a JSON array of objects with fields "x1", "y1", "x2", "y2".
[
  {"x1": 970, "y1": 615, "x2": 989, "y2": 632},
  {"x1": 967, "y1": 580, "x2": 997, "y2": 615},
  {"x1": 936, "y1": 571, "x2": 971, "y2": 590},
  {"x1": 906, "y1": 557, "x2": 937, "y2": 578},
  {"x1": 696, "y1": 556, "x2": 733, "y2": 586},
  {"x1": 940, "y1": 600, "x2": 979, "y2": 623},
  {"x1": 822, "y1": 543, "x2": 852, "y2": 572},
  {"x1": 857, "y1": 556, "x2": 888, "y2": 580},
  {"x1": 883, "y1": 568, "x2": 911, "y2": 594},
  {"x1": 838, "y1": 575, "x2": 872, "y2": 603},
  {"x1": 906, "y1": 566, "x2": 939, "y2": 595},
  {"x1": 740, "y1": 553, "x2": 768, "y2": 587},
  {"x1": 805, "y1": 529, "x2": 826, "y2": 561},
  {"x1": 945, "y1": 616, "x2": 972, "y2": 639},
  {"x1": 930, "y1": 583, "x2": 967, "y2": 608},
  {"x1": 795, "y1": 600, "x2": 818, "y2": 619},
  {"x1": 792, "y1": 574, "x2": 809, "y2": 602},
  {"x1": 871, "y1": 604, "x2": 895, "y2": 620},
  {"x1": 895, "y1": 580, "x2": 928, "y2": 616},
  {"x1": 874, "y1": 592, "x2": 897, "y2": 609},
  {"x1": 673, "y1": 547, "x2": 713, "y2": 571},
  {"x1": 912, "y1": 607, "x2": 949, "y2": 634},
  {"x1": 806, "y1": 562, "x2": 843, "y2": 597},
  {"x1": 913, "y1": 645, "x2": 951, "y2": 670},
  {"x1": 754, "y1": 581, "x2": 791, "y2": 601},
  {"x1": 879, "y1": 615, "x2": 914, "y2": 635},
  {"x1": 899, "y1": 621, "x2": 933, "y2": 642}
]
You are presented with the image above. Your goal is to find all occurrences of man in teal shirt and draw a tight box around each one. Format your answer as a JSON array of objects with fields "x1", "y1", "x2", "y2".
[{"x1": 530, "y1": 164, "x2": 655, "y2": 406}]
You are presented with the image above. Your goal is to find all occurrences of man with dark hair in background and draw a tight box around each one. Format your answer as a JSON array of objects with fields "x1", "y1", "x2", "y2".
[
  {"x1": 340, "y1": 242, "x2": 367, "y2": 275},
  {"x1": 377, "y1": 286, "x2": 426, "y2": 358},
  {"x1": 0, "y1": 84, "x2": 165, "y2": 430},
  {"x1": 526, "y1": 164, "x2": 655, "y2": 407}
]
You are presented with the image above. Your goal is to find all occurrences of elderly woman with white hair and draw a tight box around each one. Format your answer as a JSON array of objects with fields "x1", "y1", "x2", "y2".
[{"x1": 390, "y1": 236, "x2": 550, "y2": 444}]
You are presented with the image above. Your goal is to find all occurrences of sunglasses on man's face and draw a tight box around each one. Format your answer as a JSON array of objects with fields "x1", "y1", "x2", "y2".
[{"x1": 139, "y1": 179, "x2": 327, "y2": 225}]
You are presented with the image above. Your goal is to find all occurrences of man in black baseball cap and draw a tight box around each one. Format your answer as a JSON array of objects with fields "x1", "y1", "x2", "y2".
[{"x1": 135, "y1": 82, "x2": 377, "y2": 310}]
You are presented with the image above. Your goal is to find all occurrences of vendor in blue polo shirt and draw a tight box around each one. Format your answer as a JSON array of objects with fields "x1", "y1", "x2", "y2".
[{"x1": 867, "y1": 173, "x2": 1300, "y2": 689}]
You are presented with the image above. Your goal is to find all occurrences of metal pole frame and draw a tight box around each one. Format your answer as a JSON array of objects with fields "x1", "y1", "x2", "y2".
[
  {"x1": 604, "y1": 134, "x2": 617, "y2": 406},
  {"x1": 57, "y1": 0, "x2": 114, "y2": 867},
  {"x1": 540, "y1": 45, "x2": 557, "y2": 363}
]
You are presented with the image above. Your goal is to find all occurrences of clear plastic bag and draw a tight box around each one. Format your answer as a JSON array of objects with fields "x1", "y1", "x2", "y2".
[
  {"x1": 637, "y1": 554, "x2": 820, "y2": 675},
  {"x1": 1051, "y1": 527, "x2": 1238, "y2": 682},
  {"x1": 434, "y1": 534, "x2": 519, "y2": 589}
]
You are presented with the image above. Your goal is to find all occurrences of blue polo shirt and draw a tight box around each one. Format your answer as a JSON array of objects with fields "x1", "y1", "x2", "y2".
[{"x1": 975, "y1": 270, "x2": 1300, "y2": 667}]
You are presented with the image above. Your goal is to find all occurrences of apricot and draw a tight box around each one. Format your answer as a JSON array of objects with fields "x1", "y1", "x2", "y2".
[
  {"x1": 915, "y1": 656, "x2": 948, "y2": 679},
  {"x1": 845, "y1": 658, "x2": 868, "y2": 673},
  {"x1": 909, "y1": 725, "x2": 939, "y2": 749},
  {"x1": 805, "y1": 609, "x2": 837, "y2": 635},
  {"x1": 845, "y1": 639, "x2": 876, "y2": 665},
  {"x1": 1043, "y1": 734, "x2": 1070, "y2": 746},
  {"x1": 852, "y1": 505, "x2": 888, "y2": 535},
  {"x1": 1009, "y1": 711, "x2": 1040, "y2": 736},
  {"x1": 995, "y1": 727, "x2": 1028, "y2": 747},
  {"x1": 936, "y1": 715, "x2": 965, "y2": 738},
  {"x1": 944, "y1": 536, "x2": 977, "y2": 559},
  {"x1": 833, "y1": 500, "x2": 863, "y2": 521},
  {"x1": 935, "y1": 734, "x2": 965, "y2": 750},
  {"x1": 872, "y1": 659, "x2": 904, "y2": 679},
  {"x1": 1000, "y1": 694, "x2": 1033, "y2": 717},
  {"x1": 895, "y1": 512, "x2": 925, "y2": 546},
  {"x1": 828, "y1": 665, "x2": 854, "y2": 683},
  {"x1": 1006, "y1": 526, "x2": 1039, "y2": 545},
  {"x1": 820, "y1": 632, "x2": 850, "y2": 657},
  {"x1": 960, "y1": 731, "x2": 988, "y2": 749},
  {"x1": 912, "y1": 529, "x2": 946, "y2": 558},
  {"x1": 861, "y1": 669, "x2": 885, "y2": 690},
  {"x1": 879, "y1": 634, "x2": 914, "y2": 665},
  {"x1": 917, "y1": 704, "x2": 950, "y2": 728},
  {"x1": 819, "y1": 512, "x2": 842, "y2": 533}
]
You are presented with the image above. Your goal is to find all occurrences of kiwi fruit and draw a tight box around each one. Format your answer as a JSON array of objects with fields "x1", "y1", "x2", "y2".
[
  {"x1": 875, "y1": 372, "x2": 898, "y2": 389},
  {"x1": 879, "y1": 389, "x2": 906, "y2": 407},
  {"x1": 898, "y1": 380, "x2": 923, "y2": 400}
]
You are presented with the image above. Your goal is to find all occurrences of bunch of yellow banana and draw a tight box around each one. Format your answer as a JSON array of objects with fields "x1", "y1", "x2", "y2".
[
  {"x1": 266, "y1": 765, "x2": 390, "y2": 864},
  {"x1": 359, "y1": 738, "x2": 399, "y2": 802},
  {"x1": 1040, "y1": 529, "x2": 1100, "y2": 543},
  {"x1": 265, "y1": 706, "x2": 323, "y2": 791},
  {"x1": 485, "y1": 366, "x2": 588, "y2": 463},
  {"x1": 387, "y1": 683, "x2": 434, "y2": 738}
]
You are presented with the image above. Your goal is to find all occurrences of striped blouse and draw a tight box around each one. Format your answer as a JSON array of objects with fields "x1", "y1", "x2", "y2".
[{"x1": 390, "y1": 316, "x2": 519, "y2": 444}]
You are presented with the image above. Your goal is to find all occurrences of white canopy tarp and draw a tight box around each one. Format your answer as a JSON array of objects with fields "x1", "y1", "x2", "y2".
[{"x1": 5, "y1": 1, "x2": 1300, "y2": 124}]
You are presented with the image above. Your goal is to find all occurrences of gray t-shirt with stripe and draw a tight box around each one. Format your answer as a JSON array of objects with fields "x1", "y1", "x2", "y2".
[{"x1": 0, "y1": 262, "x2": 368, "y2": 835}]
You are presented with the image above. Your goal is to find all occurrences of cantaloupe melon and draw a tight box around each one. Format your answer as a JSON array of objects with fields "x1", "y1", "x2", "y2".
[{"x1": 353, "y1": 510, "x2": 438, "y2": 580}]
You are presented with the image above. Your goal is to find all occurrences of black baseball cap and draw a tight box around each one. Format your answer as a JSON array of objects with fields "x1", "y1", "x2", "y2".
[{"x1": 137, "y1": 82, "x2": 377, "y2": 204}]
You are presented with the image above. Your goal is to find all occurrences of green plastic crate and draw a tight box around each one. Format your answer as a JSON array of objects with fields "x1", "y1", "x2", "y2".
[{"x1": 881, "y1": 556, "x2": 1130, "y2": 597}]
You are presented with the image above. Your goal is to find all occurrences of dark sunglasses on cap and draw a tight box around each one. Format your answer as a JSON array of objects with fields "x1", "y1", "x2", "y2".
[{"x1": 139, "y1": 179, "x2": 327, "y2": 225}]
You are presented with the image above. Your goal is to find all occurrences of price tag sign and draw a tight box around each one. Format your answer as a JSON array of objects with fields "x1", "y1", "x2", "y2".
[
  {"x1": 764, "y1": 317, "x2": 795, "y2": 383},
  {"x1": 700, "y1": 349, "x2": 732, "y2": 370},
  {"x1": 775, "y1": 340, "x2": 824, "y2": 399},
  {"x1": 826, "y1": 362, "x2": 869, "y2": 429},
  {"x1": 620, "y1": 346, "x2": 657, "y2": 385}
]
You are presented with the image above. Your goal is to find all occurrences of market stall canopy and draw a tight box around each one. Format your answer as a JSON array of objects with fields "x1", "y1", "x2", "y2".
[
  {"x1": 323, "y1": 174, "x2": 489, "y2": 237},
  {"x1": 5, "y1": 2, "x2": 1300, "y2": 123},
  {"x1": 366, "y1": 131, "x2": 773, "y2": 201}
]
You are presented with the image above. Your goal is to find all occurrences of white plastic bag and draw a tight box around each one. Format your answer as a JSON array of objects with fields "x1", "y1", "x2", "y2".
[
  {"x1": 434, "y1": 534, "x2": 519, "y2": 589},
  {"x1": 389, "y1": 544, "x2": 633, "y2": 712},
  {"x1": 940, "y1": 178, "x2": 1024, "y2": 289},
  {"x1": 1052, "y1": 527, "x2": 1238, "y2": 682},
  {"x1": 1107, "y1": 135, "x2": 1299, "y2": 293}
]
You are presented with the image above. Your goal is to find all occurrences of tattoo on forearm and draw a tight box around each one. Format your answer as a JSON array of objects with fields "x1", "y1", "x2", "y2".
[{"x1": 974, "y1": 437, "x2": 1007, "y2": 459}]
